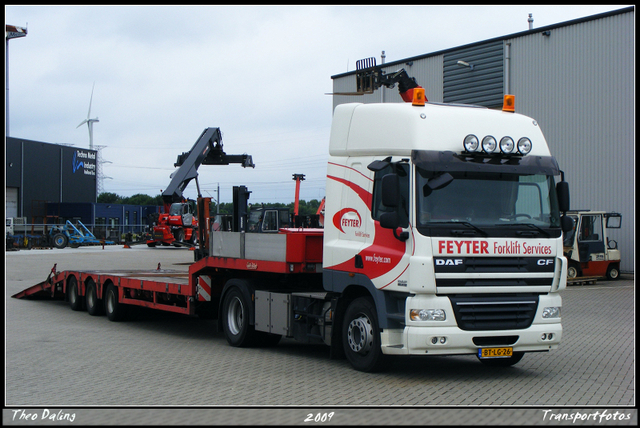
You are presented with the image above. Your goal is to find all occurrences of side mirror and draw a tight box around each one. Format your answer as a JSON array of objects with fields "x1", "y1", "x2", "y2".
[
  {"x1": 380, "y1": 211, "x2": 409, "y2": 241},
  {"x1": 561, "y1": 215, "x2": 574, "y2": 234},
  {"x1": 381, "y1": 174, "x2": 400, "y2": 208},
  {"x1": 556, "y1": 181, "x2": 570, "y2": 213},
  {"x1": 380, "y1": 211, "x2": 399, "y2": 229}
]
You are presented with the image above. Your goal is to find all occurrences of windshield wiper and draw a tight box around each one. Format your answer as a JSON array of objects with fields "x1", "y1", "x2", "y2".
[
  {"x1": 496, "y1": 223, "x2": 551, "y2": 237},
  {"x1": 426, "y1": 221, "x2": 488, "y2": 237}
]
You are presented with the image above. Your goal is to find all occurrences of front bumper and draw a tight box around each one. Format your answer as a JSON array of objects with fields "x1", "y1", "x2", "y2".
[{"x1": 380, "y1": 293, "x2": 562, "y2": 356}]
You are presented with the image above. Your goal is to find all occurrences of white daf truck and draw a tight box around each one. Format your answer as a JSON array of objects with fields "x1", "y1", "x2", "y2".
[{"x1": 15, "y1": 62, "x2": 572, "y2": 373}]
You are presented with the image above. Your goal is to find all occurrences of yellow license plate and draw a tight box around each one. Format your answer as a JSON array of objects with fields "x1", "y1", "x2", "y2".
[{"x1": 478, "y1": 347, "x2": 513, "y2": 359}]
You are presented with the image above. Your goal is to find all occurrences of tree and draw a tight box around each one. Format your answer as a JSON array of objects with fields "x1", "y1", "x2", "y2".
[
  {"x1": 123, "y1": 193, "x2": 158, "y2": 206},
  {"x1": 97, "y1": 192, "x2": 122, "y2": 204}
]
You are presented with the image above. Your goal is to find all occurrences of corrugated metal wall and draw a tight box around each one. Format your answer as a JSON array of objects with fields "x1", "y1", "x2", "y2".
[
  {"x1": 506, "y1": 11, "x2": 635, "y2": 272},
  {"x1": 443, "y1": 40, "x2": 504, "y2": 107},
  {"x1": 331, "y1": 8, "x2": 634, "y2": 272}
]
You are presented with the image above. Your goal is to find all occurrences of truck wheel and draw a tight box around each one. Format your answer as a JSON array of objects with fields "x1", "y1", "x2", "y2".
[
  {"x1": 67, "y1": 277, "x2": 85, "y2": 311},
  {"x1": 478, "y1": 351, "x2": 524, "y2": 367},
  {"x1": 221, "y1": 286, "x2": 258, "y2": 347},
  {"x1": 105, "y1": 283, "x2": 126, "y2": 322},
  {"x1": 53, "y1": 233, "x2": 68, "y2": 249},
  {"x1": 606, "y1": 264, "x2": 620, "y2": 280},
  {"x1": 85, "y1": 279, "x2": 104, "y2": 316},
  {"x1": 342, "y1": 297, "x2": 388, "y2": 372}
]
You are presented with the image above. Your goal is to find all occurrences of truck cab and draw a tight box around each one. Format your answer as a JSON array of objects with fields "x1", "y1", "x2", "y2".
[
  {"x1": 322, "y1": 100, "x2": 572, "y2": 370},
  {"x1": 563, "y1": 210, "x2": 622, "y2": 280},
  {"x1": 247, "y1": 207, "x2": 291, "y2": 233}
]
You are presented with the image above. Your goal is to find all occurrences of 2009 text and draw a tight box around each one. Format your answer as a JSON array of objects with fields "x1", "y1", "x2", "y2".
[{"x1": 304, "y1": 412, "x2": 335, "y2": 423}]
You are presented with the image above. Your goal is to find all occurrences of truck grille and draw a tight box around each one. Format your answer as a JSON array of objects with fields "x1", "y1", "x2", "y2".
[
  {"x1": 434, "y1": 257, "x2": 555, "y2": 289},
  {"x1": 449, "y1": 294, "x2": 539, "y2": 331}
]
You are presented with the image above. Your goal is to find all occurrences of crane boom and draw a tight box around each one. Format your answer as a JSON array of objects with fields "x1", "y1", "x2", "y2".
[{"x1": 163, "y1": 127, "x2": 254, "y2": 204}]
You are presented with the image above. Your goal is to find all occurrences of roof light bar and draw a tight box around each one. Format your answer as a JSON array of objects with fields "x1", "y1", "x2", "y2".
[{"x1": 463, "y1": 134, "x2": 532, "y2": 156}]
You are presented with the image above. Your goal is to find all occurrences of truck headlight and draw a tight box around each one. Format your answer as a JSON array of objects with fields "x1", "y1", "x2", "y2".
[
  {"x1": 517, "y1": 137, "x2": 532, "y2": 155},
  {"x1": 410, "y1": 309, "x2": 446, "y2": 321},
  {"x1": 463, "y1": 134, "x2": 479, "y2": 152},
  {"x1": 500, "y1": 136, "x2": 514, "y2": 153},
  {"x1": 482, "y1": 136, "x2": 497, "y2": 153},
  {"x1": 542, "y1": 306, "x2": 561, "y2": 318}
]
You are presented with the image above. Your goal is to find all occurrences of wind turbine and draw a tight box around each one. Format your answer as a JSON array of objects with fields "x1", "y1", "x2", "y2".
[{"x1": 77, "y1": 82, "x2": 99, "y2": 149}]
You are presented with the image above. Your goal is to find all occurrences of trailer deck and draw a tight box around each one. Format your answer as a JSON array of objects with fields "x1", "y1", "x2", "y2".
[{"x1": 12, "y1": 264, "x2": 194, "y2": 314}]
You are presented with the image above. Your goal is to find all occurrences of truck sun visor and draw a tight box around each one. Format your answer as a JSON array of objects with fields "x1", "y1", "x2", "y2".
[{"x1": 411, "y1": 150, "x2": 560, "y2": 176}]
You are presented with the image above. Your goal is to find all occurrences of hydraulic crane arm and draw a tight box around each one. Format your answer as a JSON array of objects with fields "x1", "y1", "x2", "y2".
[
  {"x1": 331, "y1": 57, "x2": 425, "y2": 103},
  {"x1": 163, "y1": 127, "x2": 254, "y2": 204}
]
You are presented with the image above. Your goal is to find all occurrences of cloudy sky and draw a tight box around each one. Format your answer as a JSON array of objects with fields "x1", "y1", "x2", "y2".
[{"x1": 5, "y1": 5, "x2": 627, "y2": 204}]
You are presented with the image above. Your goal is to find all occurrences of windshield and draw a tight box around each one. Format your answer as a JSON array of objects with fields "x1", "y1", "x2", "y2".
[
  {"x1": 416, "y1": 169, "x2": 562, "y2": 238},
  {"x1": 169, "y1": 203, "x2": 185, "y2": 216}
]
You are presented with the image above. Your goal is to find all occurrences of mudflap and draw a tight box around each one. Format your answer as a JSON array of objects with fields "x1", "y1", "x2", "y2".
[{"x1": 11, "y1": 264, "x2": 65, "y2": 300}]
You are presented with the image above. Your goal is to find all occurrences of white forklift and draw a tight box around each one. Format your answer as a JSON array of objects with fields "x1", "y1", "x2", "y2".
[{"x1": 563, "y1": 210, "x2": 622, "y2": 282}]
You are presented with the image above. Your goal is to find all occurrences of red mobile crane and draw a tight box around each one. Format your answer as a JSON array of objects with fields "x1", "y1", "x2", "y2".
[{"x1": 146, "y1": 127, "x2": 254, "y2": 248}]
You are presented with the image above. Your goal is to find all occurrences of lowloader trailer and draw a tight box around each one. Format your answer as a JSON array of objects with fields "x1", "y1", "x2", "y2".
[{"x1": 13, "y1": 59, "x2": 573, "y2": 372}]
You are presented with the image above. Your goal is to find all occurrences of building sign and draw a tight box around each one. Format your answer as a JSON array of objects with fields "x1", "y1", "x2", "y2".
[{"x1": 73, "y1": 149, "x2": 96, "y2": 176}]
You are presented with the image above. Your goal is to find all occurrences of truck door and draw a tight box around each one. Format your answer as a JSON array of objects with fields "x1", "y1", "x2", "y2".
[{"x1": 577, "y1": 213, "x2": 605, "y2": 262}]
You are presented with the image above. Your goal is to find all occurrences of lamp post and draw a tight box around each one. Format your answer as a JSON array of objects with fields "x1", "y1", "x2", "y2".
[{"x1": 6, "y1": 24, "x2": 28, "y2": 137}]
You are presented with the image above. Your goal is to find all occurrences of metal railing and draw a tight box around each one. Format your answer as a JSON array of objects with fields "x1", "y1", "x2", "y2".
[{"x1": 6, "y1": 223, "x2": 153, "y2": 246}]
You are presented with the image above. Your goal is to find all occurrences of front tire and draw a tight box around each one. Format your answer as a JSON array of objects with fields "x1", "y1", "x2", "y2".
[
  {"x1": 342, "y1": 297, "x2": 388, "y2": 372},
  {"x1": 606, "y1": 264, "x2": 620, "y2": 280},
  {"x1": 567, "y1": 263, "x2": 580, "y2": 279}
]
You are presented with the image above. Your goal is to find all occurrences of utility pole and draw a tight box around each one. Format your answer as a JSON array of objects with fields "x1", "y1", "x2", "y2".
[{"x1": 5, "y1": 24, "x2": 28, "y2": 137}]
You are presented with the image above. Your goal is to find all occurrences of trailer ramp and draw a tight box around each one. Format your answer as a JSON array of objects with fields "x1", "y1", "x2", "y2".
[{"x1": 11, "y1": 264, "x2": 64, "y2": 300}]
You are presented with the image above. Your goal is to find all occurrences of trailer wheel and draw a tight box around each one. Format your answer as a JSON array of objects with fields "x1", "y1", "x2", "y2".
[
  {"x1": 85, "y1": 279, "x2": 104, "y2": 316},
  {"x1": 342, "y1": 297, "x2": 388, "y2": 372},
  {"x1": 221, "y1": 286, "x2": 258, "y2": 347},
  {"x1": 53, "y1": 233, "x2": 68, "y2": 249},
  {"x1": 67, "y1": 276, "x2": 85, "y2": 311},
  {"x1": 105, "y1": 283, "x2": 126, "y2": 322},
  {"x1": 478, "y1": 351, "x2": 525, "y2": 367},
  {"x1": 606, "y1": 264, "x2": 620, "y2": 280}
]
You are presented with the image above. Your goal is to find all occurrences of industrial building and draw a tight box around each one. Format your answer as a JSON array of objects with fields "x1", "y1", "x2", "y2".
[
  {"x1": 331, "y1": 7, "x2": 634, "y2": 273},
  {"x1": 6, "y1": 137, "x2": 98, "y2": 221},
  {"x1": 5, "y1": 136, "x2": 159, "y2": 240}
]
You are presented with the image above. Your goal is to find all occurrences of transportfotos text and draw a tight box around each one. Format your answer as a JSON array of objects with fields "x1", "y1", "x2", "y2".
[{"x1": 541, "y1": 409, "x2": 632, "y2": 423}]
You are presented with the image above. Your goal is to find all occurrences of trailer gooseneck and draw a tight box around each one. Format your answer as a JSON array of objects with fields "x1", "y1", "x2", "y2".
[{"x1": 14, "y1": 59, "x2": 573, "y2": 372}]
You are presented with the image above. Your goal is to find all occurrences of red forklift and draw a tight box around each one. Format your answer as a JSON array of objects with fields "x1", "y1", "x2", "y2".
[{"x1": 563, "y1": 210, "x2": 622, "y2": 281}]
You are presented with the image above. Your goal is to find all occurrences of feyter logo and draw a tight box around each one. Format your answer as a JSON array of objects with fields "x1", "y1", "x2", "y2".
[{"x1": 332, "y1": 208, "x2": 362, "y2": 233}]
